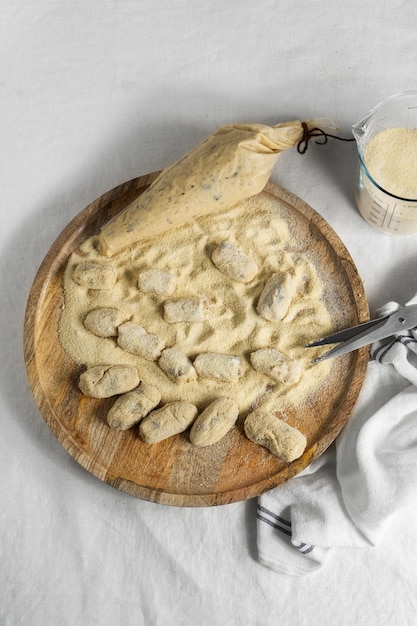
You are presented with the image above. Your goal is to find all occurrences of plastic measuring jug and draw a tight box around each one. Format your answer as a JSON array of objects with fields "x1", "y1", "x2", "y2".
[{"x1": 352, "y1": 91, "x2": 417, "y2": 234}]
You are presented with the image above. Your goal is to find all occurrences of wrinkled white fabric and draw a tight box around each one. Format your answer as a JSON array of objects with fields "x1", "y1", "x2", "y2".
[{"x1": 258, "y1": 297, "x2": 417, "y2": 576}]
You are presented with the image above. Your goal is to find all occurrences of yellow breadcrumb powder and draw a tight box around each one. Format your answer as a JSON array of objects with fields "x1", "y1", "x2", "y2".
[
  {"x1": 364, "y1": 127, "x2": 417, "y2": 199},
  {"x1": 59, "y1": 194, "x2": 333, "y2": 416}
]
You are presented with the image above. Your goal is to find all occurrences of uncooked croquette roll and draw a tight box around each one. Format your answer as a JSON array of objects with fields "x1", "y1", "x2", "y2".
[{"x1": 244, "y1": 409, "x2": 306, "y2": 462}]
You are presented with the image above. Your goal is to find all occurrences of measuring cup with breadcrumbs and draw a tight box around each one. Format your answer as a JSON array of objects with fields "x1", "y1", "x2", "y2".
[{"x1": 353, "y1": 91, "x2": 417, "y2": 234}]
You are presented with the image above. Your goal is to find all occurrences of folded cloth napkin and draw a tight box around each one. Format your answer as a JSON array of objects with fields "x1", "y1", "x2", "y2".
[{"x1": 257, "y1": 295, "x2": 417, "y2": 576}]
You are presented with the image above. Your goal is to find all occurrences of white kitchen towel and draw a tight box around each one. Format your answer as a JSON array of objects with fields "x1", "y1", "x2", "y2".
[{"x1": 257, "y1": 296, "x2": 417, "y2": 576}]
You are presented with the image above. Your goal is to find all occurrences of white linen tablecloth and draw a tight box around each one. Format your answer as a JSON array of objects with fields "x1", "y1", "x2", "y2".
[{"x1": 2, "y1": 1, "x2": 417, "y2": 624}]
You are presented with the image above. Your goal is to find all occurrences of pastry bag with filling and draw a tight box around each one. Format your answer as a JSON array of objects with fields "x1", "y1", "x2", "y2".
[{"x1": 98, "y1": 119, "x2": 335, "y2": 256}]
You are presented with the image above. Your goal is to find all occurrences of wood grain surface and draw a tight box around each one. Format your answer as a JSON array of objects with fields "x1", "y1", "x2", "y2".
[{"x1": 24, "y1": 174, "x2": 369, "y2": 507}]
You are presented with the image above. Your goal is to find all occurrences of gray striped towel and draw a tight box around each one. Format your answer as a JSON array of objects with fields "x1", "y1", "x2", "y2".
[{"x1": 257, "y1": 295, "x2": 417, "y2": 576}]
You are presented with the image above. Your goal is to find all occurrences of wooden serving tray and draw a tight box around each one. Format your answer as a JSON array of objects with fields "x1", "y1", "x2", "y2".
[{"x1": 24, "y1": 174, "x2": 369, "y2": 507}]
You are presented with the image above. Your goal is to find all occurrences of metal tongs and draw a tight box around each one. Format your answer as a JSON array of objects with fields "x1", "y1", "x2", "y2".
[{"x1": 306, "y1": 303, "x2": 417, "y2": 363}]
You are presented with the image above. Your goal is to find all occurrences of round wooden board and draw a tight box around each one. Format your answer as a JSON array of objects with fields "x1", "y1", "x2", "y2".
[{"x1": 24, "y1": 173, "x2": 369, "y2": 507}]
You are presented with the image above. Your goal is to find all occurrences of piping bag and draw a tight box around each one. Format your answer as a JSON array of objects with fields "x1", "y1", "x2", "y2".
[{"x1": 98, "y1": 119, "x2": 337, "y2": 256}]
